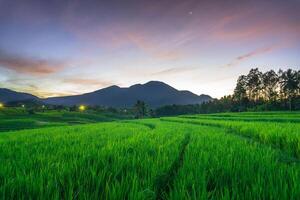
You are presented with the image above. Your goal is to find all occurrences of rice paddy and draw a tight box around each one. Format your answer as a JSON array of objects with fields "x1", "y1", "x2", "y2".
[{"x1": 0, "y1": 112, "x2": 299, "y2": 199}]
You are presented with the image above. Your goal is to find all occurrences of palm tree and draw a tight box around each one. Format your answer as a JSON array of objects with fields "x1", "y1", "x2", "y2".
[{"x1": 279, "y1": 69, "x2": 299, "y2": 111}]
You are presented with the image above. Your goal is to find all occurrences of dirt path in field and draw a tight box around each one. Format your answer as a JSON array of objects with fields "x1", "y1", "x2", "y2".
[
  {"x1": 162, "y1": 119, "x2": 300, "y2": 165},
  {"x1": 155, "y1": 133, "x2": 190, "y2": 200}
]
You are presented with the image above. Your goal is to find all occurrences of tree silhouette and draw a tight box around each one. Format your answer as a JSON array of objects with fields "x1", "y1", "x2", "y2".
[
  {"x1": 262, "y1": 70, "x2": 279, "y2": 101},
  {"x1": 279, "y1": 69, "x2": 299, "y2": 110},
  {"x1": 133, "y1": 100, "x2": 148, "y2": 118},
  {"x1": 232, "y1": 68, "x2": 300, "y2": 110},
  {"x1": 246, "y1": 68, "x2": 263, "y2": 101},
  {"x1": 234, "y1": 75, "x2": 247, "y2": 101}
]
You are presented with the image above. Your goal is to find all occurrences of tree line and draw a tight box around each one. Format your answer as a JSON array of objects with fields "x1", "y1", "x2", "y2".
[
  {"x1": 233, "y1": 68, "x2": 299, "y2": 111},
  {"x1": 154, "y1": 68, "x2": 300, "y2": 116}
]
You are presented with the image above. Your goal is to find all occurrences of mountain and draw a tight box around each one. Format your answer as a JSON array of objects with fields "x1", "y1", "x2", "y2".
[
  {"x1": 1, "y1": 81, "x2": 212, "y2": 108},
  {"x1": 43, "y1": 81, "x2": 212, "y2": 108},
  {"x1": 0, "y1": 88, "x2": 38, "y2": 103}
]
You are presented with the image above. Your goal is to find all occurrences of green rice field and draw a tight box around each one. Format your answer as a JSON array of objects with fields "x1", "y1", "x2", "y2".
[
  {"x1": 0, "y1": 108, "x2": 130, "y2": 132},
  {"x1": 0, "y1": 112, "x2": 300, "y2": 199}
]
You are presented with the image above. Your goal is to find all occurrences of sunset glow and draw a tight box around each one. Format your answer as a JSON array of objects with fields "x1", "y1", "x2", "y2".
[{"x1": 0, "y1": 0, "x2": 299, "y2": 98}]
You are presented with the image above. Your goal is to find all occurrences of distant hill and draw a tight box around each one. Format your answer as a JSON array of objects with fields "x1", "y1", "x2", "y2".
[
  {"x1": 0, "y1": 88, "x2": 38, "y2": 103},
  {"x1": 43, "y1": 81, "x2": 212, "y2": 107}
]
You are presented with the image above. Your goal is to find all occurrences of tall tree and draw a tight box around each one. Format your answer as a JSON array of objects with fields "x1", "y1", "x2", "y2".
[
  {"x1": 262, "y1": 70, "x2": 279, "y2": 101},
  {"x1": 246, "y1": 68, "x2": 263, "y2": 101},
  {"x1": 133, "y1": 100, "x2": 148, "y2": 118},
  {"x1": 297, "y1": 70, "x2": 300, "y2": 95},
  {"x1": 279, "y1": 69, "x2": 299, "y2": 111},
  {"x1": 234, "y1": 75, "x2": 247, "y2": 101}
]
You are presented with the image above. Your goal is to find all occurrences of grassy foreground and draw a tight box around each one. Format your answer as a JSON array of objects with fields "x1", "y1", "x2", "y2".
[{"x1": 0, "y1": 112, "x2": 300, "y2": 199}]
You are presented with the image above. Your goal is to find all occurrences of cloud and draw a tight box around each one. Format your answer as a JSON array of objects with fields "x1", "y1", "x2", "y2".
[
  {"x1": 211, "y1": 4, "x2": 300, "y2": 44},
  {"x1": 151, "y1": 67, "x2": 197, "y2": 76},
  {"x1": 1, "y1": 78, "x2": 73, "y2": 97},
  {"x1": 225, "y1": 46, "x2": 277, "y2": 67},
  {"x1": 22, "y1": 87, "x2": 72, "y2": 98},
  {"x1": 124, "y1": 32, "x2": 183, "y2": 61},
  {"x1": 236, "y1": 47, "x2": 274, "y2": 61},
  {"x1": 58, "y1": 0, "x2": 300, "y2": 63},
  {"x1": 63, "y1": 78, "x2": 114, "y2": 87},
  {"x1": 67, "y1": 23, "x2": 184, "y2": 61},
  {"x1": 35, "y1": 91, "x2": 75, "y2": 98},
  {"x1": 0, "y1": 49, "x2": 66, "y2": 75}
]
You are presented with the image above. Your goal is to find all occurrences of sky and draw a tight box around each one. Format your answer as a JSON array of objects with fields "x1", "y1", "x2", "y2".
[{"x1": 0, "y1": 0, "x2": 299, "y2": 98}]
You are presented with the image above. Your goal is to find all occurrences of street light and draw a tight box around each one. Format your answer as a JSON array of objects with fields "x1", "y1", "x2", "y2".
[
  {"x1": 0, "y1": 103, "x2": 4, "y2": 109},
  {"x1": 79, "y1": 105, "x2": 86, "y2": 111}
]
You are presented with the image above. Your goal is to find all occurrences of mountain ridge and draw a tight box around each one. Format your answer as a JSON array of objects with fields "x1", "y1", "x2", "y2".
[
  {"x1": 0, "y1": 81, "x2": 212, "y2": 108},
  {"x1": 0, "y1": 88, "x2": 39, "y2": 103}
]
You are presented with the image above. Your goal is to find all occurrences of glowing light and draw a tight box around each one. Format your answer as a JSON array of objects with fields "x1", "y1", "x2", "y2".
[
  {"x1": 21, "y1": 104, "x2": 25, "y2": 108},
  {"x1": 79, "y1": 105, "x2": 86, "y2": 111},
  {"x1": 0, "y1": 103, "x2": 3, "y2": 108},
  {"x1": 42, "y1": 105, "x2": 45, "y2": 109}
]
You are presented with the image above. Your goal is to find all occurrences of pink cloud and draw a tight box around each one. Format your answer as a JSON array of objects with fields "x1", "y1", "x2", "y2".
[
  {"x1": 151, "y1": 66, "x2": 198, "y2": 76},
  {"x1": 0, "y1": 50, "x2": 66, "y2": 75},
  {"x1": 225, "y1": 46, "x2": 278, "y2": 67},
  {"x1": 211, "y1": 7, "x2": 300, "y2": 44}
]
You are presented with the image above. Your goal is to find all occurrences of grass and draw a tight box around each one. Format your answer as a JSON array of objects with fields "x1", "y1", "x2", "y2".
[
  {"x1": 168, "y1": 125, "x2": 300, "y2": 199},
  {"x1": 0, "y1": 111, "x2": 299, "y2": 199},
  {"x1": 162, "y1": 116, "x2": 300, "y2": 158},
  {"x1": 0, "y1": 108, "x2": 132, "y2": 132}
]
